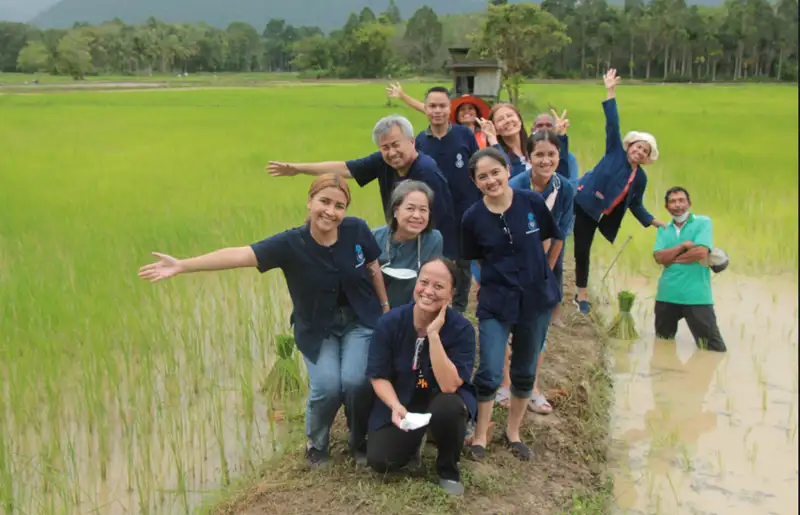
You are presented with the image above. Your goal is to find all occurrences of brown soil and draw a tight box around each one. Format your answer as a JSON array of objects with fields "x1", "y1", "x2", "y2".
[{"x1": 212, "y1": 262, "x2": 612, "y2": 515}]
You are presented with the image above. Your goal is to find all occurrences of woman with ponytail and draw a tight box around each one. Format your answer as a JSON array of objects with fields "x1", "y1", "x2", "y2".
[{"x1": 138, "y1": 174, "x2": 390, "y2": 468}]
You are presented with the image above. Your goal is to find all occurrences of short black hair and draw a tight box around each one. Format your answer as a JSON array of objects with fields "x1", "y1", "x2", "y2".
[
  {"x1": 425, "y1": 86, "x2": 450, "y2": 100},
  {"x1": 420, "y1": 257, "x2": 460, "y2": 293},
  {"x1": 467, "y1": 147, "x2": 508, "y2": 180},
  {"x1": 526, "y1": 130, "x2": 562, "y2": 157},
  {"x1": 664, "y1": 186, "x2": 691, "y2": 204}
]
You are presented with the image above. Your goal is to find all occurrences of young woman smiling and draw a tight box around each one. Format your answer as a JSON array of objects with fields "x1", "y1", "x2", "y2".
[
  {"x1": 372, "y1": 181, "x2": 444, "y2": 308},
  {"x1": 138, "y1": 174, "x2": 390, "y2": 468},
  {"x1": 495, "y1": 123, "x2": 576, "y2": 415},
  {"x1": 460, "y1": 148, "x2": 563, "y2": 460},
  {"x1": 366, "y1": 258, "x2": 476, "y2": 496}
]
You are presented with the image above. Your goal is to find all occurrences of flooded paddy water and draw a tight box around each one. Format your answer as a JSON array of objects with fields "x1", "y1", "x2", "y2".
[{"x1": 606, "y1": 272, "x2": 798, "y2": 514}]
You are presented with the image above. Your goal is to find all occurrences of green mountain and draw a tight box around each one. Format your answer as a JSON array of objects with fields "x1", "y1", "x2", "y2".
[{"x1": 30, "y1": 0, "x2": 504, "y2": 30}]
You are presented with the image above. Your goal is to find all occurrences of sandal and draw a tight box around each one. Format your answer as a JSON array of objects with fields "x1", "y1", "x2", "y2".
[
  {"x1": 503, "y1": 434, "x2": 532, "y2": 461},
  {"x1": 495, "y1": 387, "x2": 511, "y2": 409},
  {"x1": 528, "y1": 393, "x2": 553, "y2": 415}
]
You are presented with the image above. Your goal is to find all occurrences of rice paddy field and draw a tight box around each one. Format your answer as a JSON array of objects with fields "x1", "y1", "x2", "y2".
[{"x1": 0, "y1": 79, "x2": 797, "y2": 514}]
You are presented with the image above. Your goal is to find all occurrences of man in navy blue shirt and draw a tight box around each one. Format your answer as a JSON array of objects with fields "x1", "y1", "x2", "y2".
[
  {"x1": 266, "y1": 115, "x2": 458, "y2": 260},
  {"x1": 415, "y1": 86, "x2": 481, "y2": 313}
]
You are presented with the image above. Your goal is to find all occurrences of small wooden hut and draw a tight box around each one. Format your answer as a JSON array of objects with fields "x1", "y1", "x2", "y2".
[{"x1": 445, "y1": 47, "x2": 505, "y2": 105}]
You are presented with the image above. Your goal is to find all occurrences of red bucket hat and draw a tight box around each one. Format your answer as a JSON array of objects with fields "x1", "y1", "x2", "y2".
[{"x1": 450, "y1": 94, "x2": 491, "y2": 124}]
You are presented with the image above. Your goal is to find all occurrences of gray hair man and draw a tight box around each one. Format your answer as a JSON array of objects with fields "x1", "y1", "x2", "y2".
[{"x1": 266, "y1": 114, "x2": 457, "y2": 260}]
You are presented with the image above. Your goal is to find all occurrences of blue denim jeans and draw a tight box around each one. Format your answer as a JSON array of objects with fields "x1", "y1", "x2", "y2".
[
  {"x1": 474, "y1": 309, "x2": 553, "y2": 402},
  {"x1": 303, "y1": 307, "x2": 374, "y2": 454}
]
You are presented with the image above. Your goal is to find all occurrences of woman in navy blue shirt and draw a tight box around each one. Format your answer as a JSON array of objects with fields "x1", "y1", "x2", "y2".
[
  {"x1": 461, "y1": 148, "x2": 563, "y2": 461},
  {"x1": 500, "y1": 128, "x2": 575, "y2": 415},
  {"x1": 487, "y1": 103, "x2": 530, "y2": 179},
  {"x1": 573, "y1": 69, "x2": 666, "y2": 314},
  {"x1": 372, "y1": 180, "x2": 444, "y2": 308},
  {"x1": 138, "y1": 174, "x2": 390, "y2": 468},
  {"x1": 366, "y1": 258, "x2": 476, "y2": 496}
]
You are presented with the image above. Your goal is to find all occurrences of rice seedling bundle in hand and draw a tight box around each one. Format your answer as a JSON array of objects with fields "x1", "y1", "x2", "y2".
[
  {"x1": 261, "y1": 333, "x2": 307, "y2": 403},
  {"x1": 607, "y1": 291, "x2": 639, "y2": 340}
]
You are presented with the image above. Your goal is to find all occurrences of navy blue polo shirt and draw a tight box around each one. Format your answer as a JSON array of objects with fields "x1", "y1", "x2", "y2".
[
  {"x1": 415, "y1": 124, "x2": 481, "y2": 229},
  {"x1": 461, "y1": 189, "x2": 563, "y2": 322},
  {"x1": 345, "y1": 151, "x2": 458, "y2": 259},
  {"x1": 366, "y1": 303, "x2": 477, "y2": 431},
  {"x1": 250, "y1": 217, "x2": 383, "y2": 363}
]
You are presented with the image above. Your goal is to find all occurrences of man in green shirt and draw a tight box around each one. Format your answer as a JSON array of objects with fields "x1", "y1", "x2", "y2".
[{"x1": 652, "y1": 187, "x2": 726, "y2": 352}]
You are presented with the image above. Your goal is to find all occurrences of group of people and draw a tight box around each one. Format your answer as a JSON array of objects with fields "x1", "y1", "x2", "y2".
[{"x1": 137, "y1": 68, "x2": 727, "y2": 496}]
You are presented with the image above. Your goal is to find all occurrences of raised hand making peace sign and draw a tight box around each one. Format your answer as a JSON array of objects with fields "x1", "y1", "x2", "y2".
[
  {"x1": 476, "y1": 117, "x2": 498, "y2": 146},
  {"x1": 551, "y1": 109, "x2": 569, "y2": 136}
]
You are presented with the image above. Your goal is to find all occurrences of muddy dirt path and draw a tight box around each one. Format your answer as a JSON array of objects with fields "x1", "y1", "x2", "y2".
[{"x1": 606, "y1": 272, "x2": 798, "y2": 514}]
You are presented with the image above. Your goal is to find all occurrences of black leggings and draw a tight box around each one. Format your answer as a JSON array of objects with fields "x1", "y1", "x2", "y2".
[
  {"x1": 366, "y1": 392, "x2": 467, "y2": 481},
  {"x1": 573, "y1": 203, "x2": 598, "y2": 289}
]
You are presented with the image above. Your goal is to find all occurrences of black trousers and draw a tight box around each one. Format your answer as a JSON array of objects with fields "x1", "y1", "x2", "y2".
[
  {"x1": 573, "y1": 204, "x2": 598, "y2": 289},
  {"x1": 654, "y1": 301, "x2": 727, "y2": 352},
  {"x1": 366, "y1": 392, "x2": 467, "y2": 482}
]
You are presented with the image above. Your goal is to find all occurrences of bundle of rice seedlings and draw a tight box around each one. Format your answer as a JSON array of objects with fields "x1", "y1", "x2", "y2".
[
  {"x1": 606, "y1": 290, "x2": 639, "y2": 340},
  {"x1": 261, "y1": 333, "x2": 307, "y2": 403}
]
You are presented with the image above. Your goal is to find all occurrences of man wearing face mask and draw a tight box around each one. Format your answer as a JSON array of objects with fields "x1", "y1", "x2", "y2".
[{"x1": 652, "y1": 187, "x2": 726, "y2": 352}]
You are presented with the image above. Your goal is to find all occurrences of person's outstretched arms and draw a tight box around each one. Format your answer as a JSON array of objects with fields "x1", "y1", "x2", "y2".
[
  {"x1": 138, "y1": 247, "x2": 257, "y2": 282},
  {"x1": 386, "y1": 82, "x2": 425, "y2": 114},
  {"x1": 266, "y1": 161, "x2": 352, "y2": 178},
  {"x1": 602, "y1": 69, "x2": 623, "y2": 156}
]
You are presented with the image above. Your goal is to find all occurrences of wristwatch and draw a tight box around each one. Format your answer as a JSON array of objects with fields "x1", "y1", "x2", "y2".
[{"x1": 381, "y1": 301, "x2": 390, "y2": 308}]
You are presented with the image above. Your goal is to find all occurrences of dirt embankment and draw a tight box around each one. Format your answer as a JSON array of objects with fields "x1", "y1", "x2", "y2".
[{"x1": 213, "y1": 262, "x2": 613, "y2": 515}]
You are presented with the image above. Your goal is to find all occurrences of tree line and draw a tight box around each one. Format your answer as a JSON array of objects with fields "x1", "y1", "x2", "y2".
[{"x1": 0, "y1": 0, "x2": 796, "y2": 82}]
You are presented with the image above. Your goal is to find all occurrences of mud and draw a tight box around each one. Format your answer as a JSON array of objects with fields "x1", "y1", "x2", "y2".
[{"x1": 606, "y1": 272, "x2": 798, "y2": 514}]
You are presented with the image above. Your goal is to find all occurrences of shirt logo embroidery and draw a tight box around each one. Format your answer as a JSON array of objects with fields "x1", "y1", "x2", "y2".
[
  {"x1": 526, "y1": 212, "x2": 539, "y2": 234},
  {"x1": 355, "y1": 244, "x2": 365, "y2": 268},
  {"x1": 455, "y1": 153, "x2": 464, "y2": 169}
]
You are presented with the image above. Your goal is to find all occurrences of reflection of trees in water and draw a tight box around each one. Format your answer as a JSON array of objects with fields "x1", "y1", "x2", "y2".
[{"x1": 614, "y1": 338, "x2": 724, "y2": 510}]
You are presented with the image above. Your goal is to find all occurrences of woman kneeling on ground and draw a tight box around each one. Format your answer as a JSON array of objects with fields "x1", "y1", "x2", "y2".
[
  {"x1": 372, "y1": 180, "x2": 443, "y2": 308},
  {"x1": 461, "y1": 148, "x2": 563, "y2": 461},
  {"x1": 366, "y1": 258, "x2": 477, "y2": 496},
  {"x1": 573, "y1": 68, "x2": 666, "y2": 314},
  {"x1": 138, "y1": 174, "x2": 390, "y2": 468},
  {"x1": 494, "y1": 119, "x2": 576, "y2": 415}
]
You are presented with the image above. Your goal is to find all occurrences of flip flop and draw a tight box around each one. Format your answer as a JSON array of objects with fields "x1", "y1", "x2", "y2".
[{"x1": 528, "y1": 393, "x2": 553, "y2": 414}]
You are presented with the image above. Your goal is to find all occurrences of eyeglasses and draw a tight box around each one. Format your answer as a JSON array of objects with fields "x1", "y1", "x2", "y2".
[{"x1": 500, "y1": 213, "x2": 513, "y2": 246}]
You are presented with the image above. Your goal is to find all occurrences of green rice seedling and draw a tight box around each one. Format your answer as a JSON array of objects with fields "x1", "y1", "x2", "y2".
[
  {"x1": 676, "y1": 444, "x2": 693, "y2": 472},
  {"x1": 606, "y1": 291, "x2": 639, "y2": 340},
  {"x1": 261, "y1": 334, "x2": 308, "y2": 405}
]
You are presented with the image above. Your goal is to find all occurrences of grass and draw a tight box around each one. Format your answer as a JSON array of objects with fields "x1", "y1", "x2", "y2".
[{"x1": 0, "y1": 81, "x2": 797, "y2": 514}]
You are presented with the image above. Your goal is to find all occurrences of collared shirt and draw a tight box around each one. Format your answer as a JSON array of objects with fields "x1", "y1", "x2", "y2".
[
  {"x1": 371, "y1": 225, "x2": 443, "y2": 308},
  {"x1": 415, "y1": 124, "x2": 481, "y2": 232},
  {"x1": 461, "y1": 189, "x2": 563, "y2": 322},
  {"x1": 654, "y1": 214, "x2": 714, "y2": 305},
  {"x1": 250, "y1": 217, "x2": 382, "y2": 362},
  {"x1": 575, "y1": 98, "x2": 654, "y2": 243},
  {"x1": 345, "y1": 151, "x2": 457, "y2": 259},
  {"x1": 366, "y1": 303, "x2": 477, "y2": 431},
  {"x1": 509, "y1": 171, "x2": 575, "y2": 239}
]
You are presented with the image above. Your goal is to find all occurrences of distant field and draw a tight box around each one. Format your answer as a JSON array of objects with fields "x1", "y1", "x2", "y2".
[{"x1": 0, "y1": 82, "x2": 796, "y2": 514}]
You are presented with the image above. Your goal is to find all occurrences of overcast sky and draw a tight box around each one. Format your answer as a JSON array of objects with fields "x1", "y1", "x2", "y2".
[{"x1": 0, "y1": 0, "x2": 58, "y2": 21}]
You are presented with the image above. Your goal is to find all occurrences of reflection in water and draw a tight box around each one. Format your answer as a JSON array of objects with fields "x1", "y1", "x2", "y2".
[{"x1": 608, "y1": 273, "x2": 799, "y2": 515}]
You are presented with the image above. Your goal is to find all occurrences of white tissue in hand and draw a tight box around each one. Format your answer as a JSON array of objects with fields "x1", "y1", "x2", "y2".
[{"x1": 399, "y1": 412, "x2": 432, "y2": 431}]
